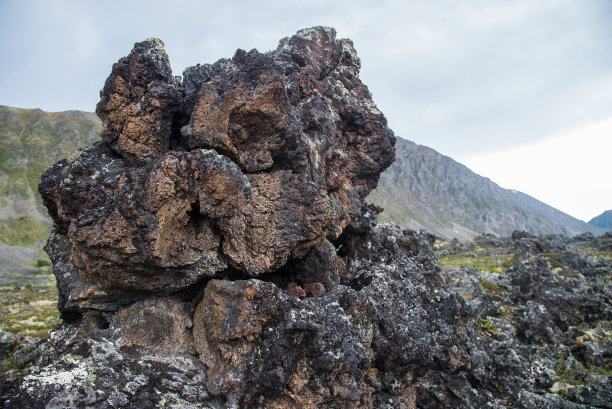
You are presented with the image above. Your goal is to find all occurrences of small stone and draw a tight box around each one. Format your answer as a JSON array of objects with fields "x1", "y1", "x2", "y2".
[
  {"x1": 287, "y1": 286, "x2": 307, "y2": 298},
  {"x1": 305, "y1": 282, "x2": 326, "y2": 297}
]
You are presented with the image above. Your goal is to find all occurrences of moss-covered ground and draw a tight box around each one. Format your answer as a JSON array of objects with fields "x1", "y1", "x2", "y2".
[
  {"x1": 438, "y1": 246, "x2": 515, "y2": 274},
  {"x1": 0, "y1": 261, "x2": 59, "y2": 339}
]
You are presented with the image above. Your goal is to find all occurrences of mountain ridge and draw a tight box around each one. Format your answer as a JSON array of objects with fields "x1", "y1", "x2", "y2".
[
  {"x1": 369, "y1": 137, "x2": 603, "y2": 240},
  {"x1": 589, "y1": 209, "x2": 612, "y2": 231},
  {"x1": 0, "y1": 105, "x2": 101, "y2": 248}
]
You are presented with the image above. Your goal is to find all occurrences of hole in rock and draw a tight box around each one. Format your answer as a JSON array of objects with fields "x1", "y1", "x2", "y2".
[
  {"x1": 61, "y1": 309, "x2": 83, "y2": 325},
  {"x1": 331, "y1": 230, "x2": 364, "y2": 258},
  {"x1": 92, "y1": 313, "x2": 110, "y2": 330},
  {"x1": 169, "y1": 111, "x2": 186, "y2": 150},
  {"x1": 257, "y1": 265, "x2": 298, "y2": 290},
  {"x1": 227, "y1": 108, "x2": 293, "y2": 172},
  {"x1": 349, "y1": 271, "x2": 374, "y2": 291},
  {"x1": 187, "y1": 200, "x2": 205, "y2": 232}
]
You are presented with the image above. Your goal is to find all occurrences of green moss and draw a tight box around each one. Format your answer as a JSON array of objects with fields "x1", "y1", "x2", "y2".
[
  {"x1": 31, "y1": 257, "x2": 51, "y2": 268},
  {"x1": 538, "y1": 252, "x2": 568, "y2": 270},
  {"x1": 568, "y1": 244, "x2": 612, "y2": 263},
  {"x1": 0, "y1": 338, "x2": 36, "y2": 377},
  {"x1": 0, "y1": 216, "x2": 50, "y2": 246},
  {"x1": 595, "y1": 357, "x2": 612, "y2": 376},
  {"x1": 555, "y1": 355, "x2": 587, "y2": 386},
  {"x1": 0, "y1": 285, "x2": 60, "y2": 339},
  {"x1": 480, "y1": 280, "x2": 505, "y2": 295},
  {"x1": 439, "y1": 253, "x2": 515, "y2": 273},
  {"x1": 475, "y1": 317, "x2": 497, "y2": 336}
]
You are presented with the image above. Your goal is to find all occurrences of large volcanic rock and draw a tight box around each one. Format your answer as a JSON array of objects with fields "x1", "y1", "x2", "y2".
[
  {"x1": 1, "y1": 27, "x2": 474, "y2": 409},
  {"x1": 4, "y1": 27, "x2": 464, "y2": 408},
  {"x1": 6, "y1": 26, "x2": 609, "y2": 409},
  {"x1": 38, "y1": 28, "x2": 395, "y2": 315}
]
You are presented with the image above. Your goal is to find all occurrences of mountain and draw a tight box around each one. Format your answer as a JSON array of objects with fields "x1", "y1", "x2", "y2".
[
  {"x1": 369, "y1": 138, "x2": 602, "y2": 241},
  {"x1": 0, "y1": 106, "x2": 101, "y2": 248},
  {"x1": 0, "y1": 106, "x2": 601, "y2": 247},
  {"x1": 589, "y1": 209, "x2": 612, "y2": 231}
]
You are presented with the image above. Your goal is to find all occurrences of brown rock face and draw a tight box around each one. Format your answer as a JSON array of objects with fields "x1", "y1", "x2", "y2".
[
  {"x1": 32, "y1": 28, "x2": 472, "y2": 409},
  {"x1": 96, "y1": 38, "x2": 182, "y2": 163},
  {"x1": 40, "y1": 27, "x2": 395, "y2": 311},
  {"x1": 191, "y1": 278, "x2": 381, "y2": 406},
  {"x1": 111, "y1": 297, "x2": 194, "y2": 354}
]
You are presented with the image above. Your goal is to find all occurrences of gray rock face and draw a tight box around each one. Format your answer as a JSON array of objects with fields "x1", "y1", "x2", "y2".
[
  {"x1": 423, "y1": 231, "x2": 612, "y2": 408},
  {"x1": 589, "y1": 210, "x2": 612, "y2": 231},
  {"x1": 370, "y1": 138, "x2": 603, "y2": 241}
]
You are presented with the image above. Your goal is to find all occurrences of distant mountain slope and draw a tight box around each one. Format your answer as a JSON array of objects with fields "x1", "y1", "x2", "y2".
[
  {"x1": 0, "y1": 107, "x2": 600, "y2": 246},
  {"x1": 369, "y1": 138, "x2": 602, "y2": 241},
  {"x1": 0, "y1": 106, "x2": 101, "y2": 247},
  {"x1": 589, "y1": 210, "x2": 612, "y2": 231}
]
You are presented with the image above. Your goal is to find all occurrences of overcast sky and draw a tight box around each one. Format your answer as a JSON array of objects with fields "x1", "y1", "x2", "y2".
[{"x1": 1, "y1": 0, "x2": 610, "y2": 221}]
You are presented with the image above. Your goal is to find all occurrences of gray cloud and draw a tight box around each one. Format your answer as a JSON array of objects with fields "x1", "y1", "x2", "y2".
[{"x1": 1, "y1": 0, "x2": 611, "y2": 159}]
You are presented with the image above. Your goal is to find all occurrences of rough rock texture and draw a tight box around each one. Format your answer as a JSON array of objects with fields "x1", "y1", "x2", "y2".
[
  {"x1": 38, "y1": 29, "x2": 395, "y2": 317},
  {"x1": 428, "y1": 231, "x2": 612, "y2": 408},
  {"x1": 96, "y1": 38, "x2": 181, "y2": 162},
  {"x1": 2, "y1": 27, "x2": 610, "y2": 409}
]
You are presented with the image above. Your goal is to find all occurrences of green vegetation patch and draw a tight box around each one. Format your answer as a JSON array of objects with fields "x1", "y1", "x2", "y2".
[
  {"x1": 537, "y1": 252, "x2": 568, "y2": 270},
  {"x1": 1, "y1": 338, "x2": 36, "y2": 377},
  {"x1": 0, "y1": 285, "x2": 60, "y2": 338},
  {"x1": 554, "y1": 354, "x2": 589, "y2": 390},
  {"x1": 568, "y1": 244, "x2": 612, "y2": 263},
  {"x1": 552, "y1": 321, "x2": 612, "y2": 397},
  {"x1": 475, "y1": 317, "x2": 497, "y2": 336},
  {"x1": 439, "y1": 253, "x2": 515, "y2": 273},
  {"x1": 480, "y1": 280, "x2": 505, "y2": 295},
  {"x1": 0, "y1": 216, "x2": 50, "y2": 247},
  {"x1": 583, "y1": 250, "x2": 612, "y2": 263}
]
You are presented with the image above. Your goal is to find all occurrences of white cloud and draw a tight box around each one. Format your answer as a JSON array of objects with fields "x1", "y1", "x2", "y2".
[{"x1": 463, "y1": 116, "x2": 612, "y2": 221}]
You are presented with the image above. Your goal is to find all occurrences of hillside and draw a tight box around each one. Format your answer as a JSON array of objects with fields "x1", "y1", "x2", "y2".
[
  {"x1": 0, "y1": 107, "x2": 601, "y2": 248},
  {"x1": 589, "y1": 209, "x2": 612, "y2": 231},
  {"x1": 0, "y1": 106, "x2": 100, "y2": 252},
  {"x1": 369, "y1": 137, "x2": 602, "y2": 240}
]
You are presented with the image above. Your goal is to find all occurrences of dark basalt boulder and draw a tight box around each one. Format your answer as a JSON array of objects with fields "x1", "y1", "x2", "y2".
[
  {"x1": 7, "y1": 27, "x2": 465, "y2": 408},
  {"x1": 3, "y1": 27, "x2": 610, "y2": 409},
  {"x1": 39, "y1": 28, "x2": 396, "y2": 316}
]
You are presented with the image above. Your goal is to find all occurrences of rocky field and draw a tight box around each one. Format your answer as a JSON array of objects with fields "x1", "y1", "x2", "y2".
[
  {"x1": 2, "y1": 230, "x2": 610, "y2": 408},
  {"x1": 0, "y1": 27, "x2": 610, "y2": 408}
]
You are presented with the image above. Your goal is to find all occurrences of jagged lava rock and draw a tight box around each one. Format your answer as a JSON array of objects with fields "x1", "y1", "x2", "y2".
[
  {"x1": 38, "y1": 28, "x2": 395, "y2": 315},
  {"x1": 4, "y1": 27, "x2": 473, "y2": 409},
  {"x1": 6, "y1": 26, "x2": 609, "y2": 409}
]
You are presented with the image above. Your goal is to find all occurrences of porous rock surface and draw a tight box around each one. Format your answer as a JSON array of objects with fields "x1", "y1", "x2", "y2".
[
  {"x1": 3, "y1": 27, "x2": 610, "y2": 409},
  {"x1": 39, "y1": 27, "x2": 395, "y2": 316}
]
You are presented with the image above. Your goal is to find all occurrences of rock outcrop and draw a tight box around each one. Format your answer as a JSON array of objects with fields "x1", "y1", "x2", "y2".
[
  {"x1": 7, "y1": 27, "x2": 463, "y2": 408},
  {"x1": 3, "y1": 27, "x2": 610, "y2": 409},
  {"x1": 38, "y1": 27, "x2": 395, "y2": 316}
]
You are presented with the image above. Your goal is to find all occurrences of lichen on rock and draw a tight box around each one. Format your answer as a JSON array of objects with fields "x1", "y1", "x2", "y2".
[
  {"x1": 39, "y1": 28, "x2": 396, "y2": 317},
  {"x1": 4, "y1": 26, "x2": 609, "y2": 409}
]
